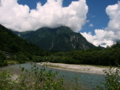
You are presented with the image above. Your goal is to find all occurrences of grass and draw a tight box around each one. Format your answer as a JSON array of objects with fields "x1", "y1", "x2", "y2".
[{"x1": 6, "y1": 60, "x2": 19, "y2": 65}]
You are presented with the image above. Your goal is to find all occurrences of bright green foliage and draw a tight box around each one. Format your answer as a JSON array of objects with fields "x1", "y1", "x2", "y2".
[
  {"x1": 0, "y1": 64, "x2": 65, "y2": 90},
  {"x1": 97, "y1": 67, "x2": 120, "y2": 90},
  {"x1": 1, "y1": 65, "x2": 120, "y2": 90},
  {"x1": 0, "y1": 64, "x2": 85, "y2": 90},
  {"x1": 0, "y1": 69, "x2": 13, "y2": 90}
]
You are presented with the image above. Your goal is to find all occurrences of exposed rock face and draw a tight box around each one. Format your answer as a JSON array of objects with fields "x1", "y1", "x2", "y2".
[{"x1": 17, "y1": 26, "x2": 95, "y2": 52}]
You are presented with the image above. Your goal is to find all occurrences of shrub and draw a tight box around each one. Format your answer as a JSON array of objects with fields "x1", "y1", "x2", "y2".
[
  {"x1": 97, "y1": 67, "x2": 120, "y2": 90},
  {"x1": 0, "y1": 64, "x2": 65, "y2": 90}
]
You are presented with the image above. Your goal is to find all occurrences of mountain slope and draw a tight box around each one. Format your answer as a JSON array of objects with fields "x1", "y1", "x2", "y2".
[
  {"x1": 19, "y1": 26, "x2": 95, "y2": 52},
  {"x1": 0, "y1": 24, "x2": 49, "y2": 65}
]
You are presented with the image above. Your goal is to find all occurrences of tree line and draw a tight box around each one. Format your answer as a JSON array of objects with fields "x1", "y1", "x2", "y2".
[{"x1": 34, "y1": 42, "x2": 120, "y2": 66}]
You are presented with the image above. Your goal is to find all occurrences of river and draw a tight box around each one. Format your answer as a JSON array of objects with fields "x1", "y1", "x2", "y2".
[{"x1": 1, "y1": 63, "x2": 105, "y2": 90}]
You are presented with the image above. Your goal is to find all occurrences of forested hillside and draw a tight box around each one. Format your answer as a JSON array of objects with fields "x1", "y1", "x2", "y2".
[
  {"x1": 17, "y1": 26, "x2": 95, "y2": 52},
  {"x1": 0, "y1": 24, "x2": 50, "y2": 66}
]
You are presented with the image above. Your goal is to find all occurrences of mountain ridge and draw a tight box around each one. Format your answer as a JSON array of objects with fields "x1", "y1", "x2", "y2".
[{"x1": 17, "y1": 26, "x2": 95, "y2": 52}]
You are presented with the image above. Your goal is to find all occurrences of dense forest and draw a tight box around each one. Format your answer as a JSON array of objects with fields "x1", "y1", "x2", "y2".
[
  {"x1": 34, "y1": 42, "x2": 120, "y2": 66},
  {"x1": 0, "y1": 24, "x2": 120, "y2": 66},
  {"x1": 0, "y1": 24, "x2": 52, "y2": 66}
]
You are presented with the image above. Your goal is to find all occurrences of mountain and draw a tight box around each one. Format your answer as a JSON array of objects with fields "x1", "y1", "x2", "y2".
[
  {"x1": 17, "y1": 26, "x2": 95, "y2": 52},
  {"x1": 0, "y1": 24, "x2": 49, "y2": 65}
]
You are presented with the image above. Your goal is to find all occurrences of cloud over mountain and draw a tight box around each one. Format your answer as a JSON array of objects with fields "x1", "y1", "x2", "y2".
[
  {"x1": 0, "y1": 0, "x2": 88, "y2": 32},
  {"x1": 81, "y1": 1, "x2": 120, "y2": 47}
]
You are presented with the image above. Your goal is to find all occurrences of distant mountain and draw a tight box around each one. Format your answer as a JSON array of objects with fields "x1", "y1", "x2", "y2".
[{"x1": 17, "y1": 26, "x2": 95, "y2": 52}]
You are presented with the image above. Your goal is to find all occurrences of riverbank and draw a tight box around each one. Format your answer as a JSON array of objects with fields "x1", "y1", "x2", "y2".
[{"x1": 37, "y1": 62, "x2": 117, "y2": 75}]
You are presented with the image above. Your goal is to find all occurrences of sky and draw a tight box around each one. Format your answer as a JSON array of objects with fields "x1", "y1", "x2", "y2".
[{"x1": 0, "y1": 0, "x2": 120, "y2": 47}]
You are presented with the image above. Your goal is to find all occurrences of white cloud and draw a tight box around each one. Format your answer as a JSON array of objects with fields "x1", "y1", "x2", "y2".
[
  {"x1": 89, "y1": 23, "x2": 94, "y2": 27},
  {"x1": 0, "y1": 0, "x2": 88, "y2": 32},
  {"x1": 106, "y1": 2, "x2": 120, "y2": 32},
  {"x1": 85, "y1": 20, "x2": 90, "y2": 23},
  {"x1": 81, "y1": 30, "x2": 115, "y2": 47},
  {"x1": 81, "y1": 1, "x2": 120, "y2": 47}
]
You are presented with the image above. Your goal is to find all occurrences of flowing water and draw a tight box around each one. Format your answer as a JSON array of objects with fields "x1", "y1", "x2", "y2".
[{"x1": 1, "y1": 63, "x2": 105, "y2": 90}]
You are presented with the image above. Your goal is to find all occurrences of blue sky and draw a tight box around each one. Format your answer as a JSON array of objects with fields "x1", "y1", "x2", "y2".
[
  {"x1": 83, "y1": 0, "x2": 118, "y2": 34},
  {"x1": 0, "y1": 0, "x2": 120, "y2": 47},
  {"x1": 18, "y1": 0, "x2": 118, "y2": 35}
]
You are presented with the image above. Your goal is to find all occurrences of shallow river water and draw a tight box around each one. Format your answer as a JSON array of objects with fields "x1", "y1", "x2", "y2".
[{"x1": 1, "y1": 63, "x2": 105, "y2": 90}]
